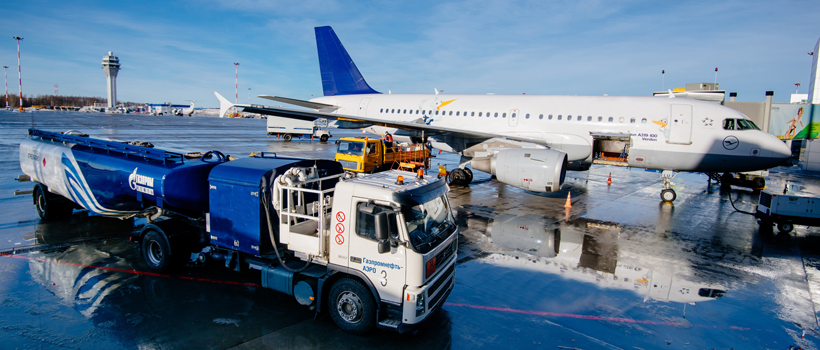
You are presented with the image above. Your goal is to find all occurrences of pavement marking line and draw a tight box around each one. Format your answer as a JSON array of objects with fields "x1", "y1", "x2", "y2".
[
  {"x1": 2, "y1": 254, "x2": 264, "y2": 288},
  {"x1": 444, "y1": 302, "x2": 770, "y2": 332}
]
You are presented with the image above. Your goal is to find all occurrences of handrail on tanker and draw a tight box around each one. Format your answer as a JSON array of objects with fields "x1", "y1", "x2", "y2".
[{"x1": 29, "y1": 128, "x2": 185, "y2": 164}]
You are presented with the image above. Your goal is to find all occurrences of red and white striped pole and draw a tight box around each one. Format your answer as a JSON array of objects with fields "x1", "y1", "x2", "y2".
[
  {"x1": 3, "y1": 65, "x2": 8, "y2": 109},
  {"x1": 233, "y1": 62, "x2": 240, "y2": 104},
  {"x1": 13, "y1": 36, "x2": 23, "y2": 111}
]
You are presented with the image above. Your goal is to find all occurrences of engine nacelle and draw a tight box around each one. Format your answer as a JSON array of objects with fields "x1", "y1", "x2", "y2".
[{"x1": 471, "y1": 148, "x2": 567, "y2": 192}]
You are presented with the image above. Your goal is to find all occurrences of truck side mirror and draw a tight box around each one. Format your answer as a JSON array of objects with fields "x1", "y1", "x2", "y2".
[
  {"x1": 375, "y1": 212, "x2": 389, "y2": 241},
  {"x1": 378, "y1": 241, "x2": 390, "y2": 254}
]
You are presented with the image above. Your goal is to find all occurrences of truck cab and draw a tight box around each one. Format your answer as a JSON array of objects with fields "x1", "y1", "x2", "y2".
[{"x1": 335, "y1": 137, "x2": 430, "y2": 173}]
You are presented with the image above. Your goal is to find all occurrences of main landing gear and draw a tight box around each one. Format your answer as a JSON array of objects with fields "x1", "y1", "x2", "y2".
[
  {"x1": 447, "y1": 156, "x2": 474, "y2": 187},
  {"x1": 660, "y1": 170, "x2": 678, "y2": 202}
]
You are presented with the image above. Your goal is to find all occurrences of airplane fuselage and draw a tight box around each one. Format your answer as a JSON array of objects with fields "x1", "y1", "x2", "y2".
[{"x1": 313, "y1": 93, "x2": 790, "y2": 173}]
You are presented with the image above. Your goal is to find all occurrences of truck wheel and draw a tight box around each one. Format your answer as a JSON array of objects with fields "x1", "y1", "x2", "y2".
[
  {"x1": 328, "y1": 278, "x2": 375, "y2": 335},
  {"x1": 142, "y1": 229, "x2": 172, "y2": 273},
  {"x1": 320, "y1": 134, "x2": 329, "y2": 143},
  {"x1": 284, "y1": 134, "x2": 293, "y2": 142},
  {"x1": 778, "y1": 222, "x2": 794, "y2": 233},
  {"x1": 34, "y1": 186, "x2": 72, "y2": 220},
  {"x1": 752, "y1": 177, "x2": 766, "y2": 189}
]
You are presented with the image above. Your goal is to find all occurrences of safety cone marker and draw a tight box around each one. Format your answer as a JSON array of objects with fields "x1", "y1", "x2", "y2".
[
  {"x1": 564, "y1": 192, "x2": 572, "y2": 208},
  {"x1": 607, "y1": 172, "x2": 612, "y2": 185}
]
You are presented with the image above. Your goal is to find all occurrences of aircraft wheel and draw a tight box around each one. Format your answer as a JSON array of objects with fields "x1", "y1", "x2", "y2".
[
  {"x1": 448, "y1": 168, "x2": 469, "y2": 187},
  {"x1": 283, "y1": 134, "x2": 293, "y2": 142},
  {"x1": 463, "y1": 167, "x2": 474, "y2": 183},
  {"x1": 752, "y1": 177, "x2": 766, "y2": 189},
  {"x1": 660, "y1": 189, "x2": 676, "y2": 202},
  {"x1": 778, "y1": 222, "x2": 794, "y2": 233},
  {"x1": 320, "y1": 135, "x2": 329, "y2": 143}
]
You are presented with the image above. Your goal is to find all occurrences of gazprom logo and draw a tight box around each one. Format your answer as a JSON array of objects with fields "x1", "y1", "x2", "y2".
[{"x1": 129, "y1": 168, "x2": 155, "y2": 195}]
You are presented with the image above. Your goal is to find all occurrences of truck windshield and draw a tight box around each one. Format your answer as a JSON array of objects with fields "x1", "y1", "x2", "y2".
[
  {"x1": 403, "y1": 194, "x2": 455, "y2": 251},
  {"x1": 337, "y1": 140, "x2": 365, "y2": 157}
]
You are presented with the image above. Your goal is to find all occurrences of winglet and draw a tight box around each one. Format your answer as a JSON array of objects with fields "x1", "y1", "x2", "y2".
[{"x1": 214, "y1": 92, "x2": 233, "y2": 118}]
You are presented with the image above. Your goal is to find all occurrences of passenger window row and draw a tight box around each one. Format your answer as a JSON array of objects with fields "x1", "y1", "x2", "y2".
[{"x1": 376, "y1": 108, "x2": 649, "y2": 124}]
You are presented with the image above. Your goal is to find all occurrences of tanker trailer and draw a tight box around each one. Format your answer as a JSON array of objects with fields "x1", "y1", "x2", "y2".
[{"x1": 19, "y1": 129, "x2": 227, "y2": 220}]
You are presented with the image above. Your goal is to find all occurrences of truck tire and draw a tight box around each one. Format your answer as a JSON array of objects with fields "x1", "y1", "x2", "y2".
[
  {"x1": 34, "y1": 185, "x2": 72, "y2": 220},
  {"x1": 328, "y1": 278, "x2": 375, "y2": 335},
  {"x1": 320, "y1": 134, "x2": 329, "y2": 143},
  {"x1": 284, "y1": 134, "x2": 293, "y2": 142},
  {"x1": 752, "y1": 177, "x2": 766, "y2": 189},
  {"x1": 778, "y1": 222, "x2": 794, "y2": 233},
  {"x1": 142, "y1": 229, "x2": 172, "y2": 273}
]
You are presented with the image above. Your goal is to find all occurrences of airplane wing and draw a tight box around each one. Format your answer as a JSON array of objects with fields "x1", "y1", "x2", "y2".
[{"x1": 214, "y1": 91, "x2": 552, "y2": 146}]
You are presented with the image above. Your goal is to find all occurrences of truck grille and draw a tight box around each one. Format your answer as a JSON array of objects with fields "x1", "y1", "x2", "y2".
[
  {"x1": 759, "y1": 192, "x2": 772, "y2": 208},
  {"x1": 338, "y1": 160, "x2": 357, "y2": 170},
  {"x1": 428, "y1": 263, "x2": 455, "y2": 310}
]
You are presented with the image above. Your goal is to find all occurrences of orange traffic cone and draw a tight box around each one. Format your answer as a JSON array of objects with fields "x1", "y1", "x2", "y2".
[
  {"x1": 564, "y1": 192, "x2": 572, "y2": 208},
  {"x1": 607, "y1": 172, "x2": 612, "y2": 185}
]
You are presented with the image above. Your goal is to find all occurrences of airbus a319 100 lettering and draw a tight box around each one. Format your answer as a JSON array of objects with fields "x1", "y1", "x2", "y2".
[{"x1": 215, "y1": 26, "x2": 791, "y2": 202}]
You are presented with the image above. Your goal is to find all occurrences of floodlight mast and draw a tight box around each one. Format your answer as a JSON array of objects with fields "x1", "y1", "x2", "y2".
[{"x1": 12, "y1": 36, "x2": 23, "y2": 111}]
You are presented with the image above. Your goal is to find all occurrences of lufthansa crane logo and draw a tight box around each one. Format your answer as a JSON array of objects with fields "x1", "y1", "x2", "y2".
[{"x1": 722, "y1": 136, "x2": 739, "y2": 150}]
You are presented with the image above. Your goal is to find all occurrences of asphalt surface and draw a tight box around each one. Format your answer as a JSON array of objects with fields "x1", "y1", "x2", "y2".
[{"x1": 1, "y1": 110, "x2": 820, "y2": 349}]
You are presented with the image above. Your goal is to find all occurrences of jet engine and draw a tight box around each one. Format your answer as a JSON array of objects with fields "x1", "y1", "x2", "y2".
[{"x1": 471, "y1": 148, "x2": 567, "y2": 192}]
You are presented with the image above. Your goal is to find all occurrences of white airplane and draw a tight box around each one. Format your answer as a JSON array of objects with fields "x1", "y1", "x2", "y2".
[{"x1": 215, "y1": 26, "x2": 791, "y2": 202}]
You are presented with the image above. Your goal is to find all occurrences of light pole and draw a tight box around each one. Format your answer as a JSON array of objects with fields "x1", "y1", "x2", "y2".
[
  {"x1": 234, "y1": 62, "x2": 240, "y2": 104},
  {"x1": 795, "y1": 83, "x2": 801, "y2": 94},
  {"x1": 13, "y1": 36, "x2": 23, "y2": 111},
  {"x1": 3, "y1": 65, "x2": 8, "y2": 109},
  {"x1": 248, "y1": 88, "x2": 251, "y2": 104}
]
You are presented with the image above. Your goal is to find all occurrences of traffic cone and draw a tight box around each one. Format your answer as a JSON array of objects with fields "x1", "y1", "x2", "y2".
[
  {"x1": 607, "y1": 172, "x2": 612, "y2": 185},
  {"x1": 564, "y1": 192, "x2": 572, "y2": 208}
]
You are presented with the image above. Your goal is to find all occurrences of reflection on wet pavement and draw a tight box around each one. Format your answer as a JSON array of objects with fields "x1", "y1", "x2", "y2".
[{"x1": 1, "y1": 111, "x2": 820, "y2": 349}]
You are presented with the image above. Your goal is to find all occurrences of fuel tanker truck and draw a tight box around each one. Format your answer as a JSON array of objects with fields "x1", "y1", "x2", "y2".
[{"x1": 18, "y1": 128, "x2": 457, "y2": 334}]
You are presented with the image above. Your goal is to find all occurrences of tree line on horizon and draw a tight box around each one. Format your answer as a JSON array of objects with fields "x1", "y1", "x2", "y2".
[{"x1": 1, "y1": 94, "x2": 141, "y2": 108}]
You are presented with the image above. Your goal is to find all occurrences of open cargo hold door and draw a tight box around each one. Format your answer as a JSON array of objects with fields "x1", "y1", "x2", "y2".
[{"x1": 591, "y1": 133, "x2": 631, "y2": 166}]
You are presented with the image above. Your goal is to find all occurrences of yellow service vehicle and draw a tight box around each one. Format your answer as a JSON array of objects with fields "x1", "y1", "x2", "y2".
[{"x1": 335, "y1": 137, "x2": 431, "y2": 173}]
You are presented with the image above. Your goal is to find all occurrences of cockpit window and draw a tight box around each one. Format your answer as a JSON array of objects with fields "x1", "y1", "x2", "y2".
[
  {"x1": 736, "y1": 119, "x2": 760, "y2": 130},
  {"x1": 723, "y1": 119, "x2": 735, "y2": 130}
]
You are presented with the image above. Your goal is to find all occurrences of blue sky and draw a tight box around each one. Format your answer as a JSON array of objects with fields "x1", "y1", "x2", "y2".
[{"x1": 1, "y1": 0, "x2": 819, "y2": 107}]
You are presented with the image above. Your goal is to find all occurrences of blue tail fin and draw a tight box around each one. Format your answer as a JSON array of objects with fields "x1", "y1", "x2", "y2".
[{"x1": 315, "y1": 26, "x2": 380, "y2": 96}]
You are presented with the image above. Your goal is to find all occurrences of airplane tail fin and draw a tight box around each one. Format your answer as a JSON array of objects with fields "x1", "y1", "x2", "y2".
[
  {"x1": 315, "y1": 26, "x2": 380, "y2": 96},
  {"x1": 214, "y1": 92, "x2": 233, "y2": 118}
]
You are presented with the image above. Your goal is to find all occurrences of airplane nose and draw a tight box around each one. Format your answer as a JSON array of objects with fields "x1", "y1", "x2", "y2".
[{"x1": 762, "y1": 135, "x2": 792, "y2": 165}]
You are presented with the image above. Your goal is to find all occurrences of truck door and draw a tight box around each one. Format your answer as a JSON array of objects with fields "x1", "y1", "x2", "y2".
[
  {"x1": 364, "y1": 141, "x2": 380, "y2": 172},
  {"x1": 348, "y1": 200, "x2": 406, "y2": 304},
  {"x1": 668, "y1": 105, "x2": 692, "y2": 144}
]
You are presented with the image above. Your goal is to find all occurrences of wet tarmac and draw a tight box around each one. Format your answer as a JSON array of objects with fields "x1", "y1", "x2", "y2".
[{"x1": 2, "y1": 110, "x2": 820, "y2": 349}]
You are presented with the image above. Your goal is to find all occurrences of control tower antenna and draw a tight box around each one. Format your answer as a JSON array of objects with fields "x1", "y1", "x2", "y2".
[
  {"x1": 234, "y1": 62, "x2": 240, "y2": 104},
  {"x1": 12, "y1": 36, "x2": 23, "y2": 111},
  {"x1": 101, "y1": 52, "x2": 121, "y2": 109}
]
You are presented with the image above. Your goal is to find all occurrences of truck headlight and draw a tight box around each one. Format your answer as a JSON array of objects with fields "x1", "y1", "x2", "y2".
[{"x1": 415, "y1": 293, "x2": 426, "y2": 317}]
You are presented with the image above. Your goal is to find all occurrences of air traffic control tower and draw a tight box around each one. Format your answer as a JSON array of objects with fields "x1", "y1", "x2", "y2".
[{"x1": 101, "y1": 51, "x2": 120, "y2": 109}]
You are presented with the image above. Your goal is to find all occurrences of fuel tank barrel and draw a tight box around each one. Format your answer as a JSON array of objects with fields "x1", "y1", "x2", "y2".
[{"x1": 20, "y1": 131, "x2": 226, "y2": 217}]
